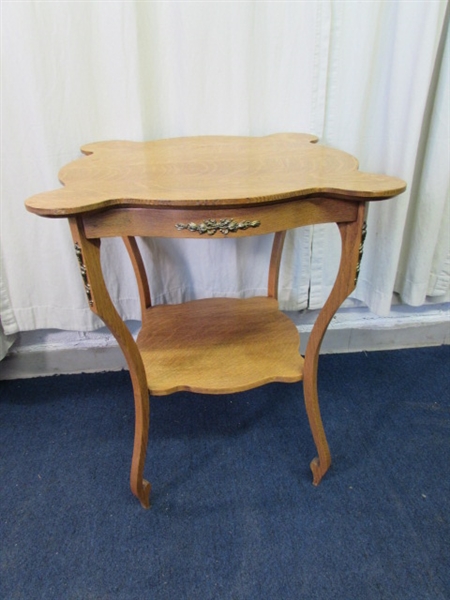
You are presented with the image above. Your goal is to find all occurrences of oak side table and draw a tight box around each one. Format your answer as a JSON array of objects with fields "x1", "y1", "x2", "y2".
[{"x1": 25, "y1": 134, "x2": 406, "y2": 508}]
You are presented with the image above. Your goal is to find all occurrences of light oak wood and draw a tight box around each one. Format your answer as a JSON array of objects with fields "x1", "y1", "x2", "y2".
[
  {"x1": 268, "y1": 231, "x2": 287, "y2": 299},
  {"x1": 303, "y1": 203, "x2": 365, "y2": 485},
  {"x1": 69, "y1": 219, "x2": 151, "y2": 508},
  {"x1": 122, "y1": 236, "x2": 152, "y2": 318},
  {"x1": 25, "y1": 134, "x2": 407, "y2": 509},
  {"x1": 81, "y1": 197, "x2": 359, "y2": 239},
  {"x1": 137, "y1": 297, "x2": 303, "y2": 395},
  {"x1": 25, "y1": 134, "x2": 406, "y2": 217}
]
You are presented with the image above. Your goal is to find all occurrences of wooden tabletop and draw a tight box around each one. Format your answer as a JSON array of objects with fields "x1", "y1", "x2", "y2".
[{"x1": 25, "y1": 133, "x2": 406, "y2": 217}]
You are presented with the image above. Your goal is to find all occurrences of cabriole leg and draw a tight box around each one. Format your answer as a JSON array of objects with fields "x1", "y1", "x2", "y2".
[
  {"x1": 69, "y1": 218, "x2": 151, "y2": 508},
  {"x1": 268, "y1": 230, "x2": 287, "y2": 299},
  {"x1": 303, "y1": 204, "x2": 365, "y2": 485}
]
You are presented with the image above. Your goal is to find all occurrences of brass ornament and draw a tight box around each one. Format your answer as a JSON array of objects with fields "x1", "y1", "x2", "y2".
[
  {"x1": 74, "y1": 242, "x2": 93, "y2": 306},
  {"x1": 175, "y1": 218, "x2": 261, "y2": 236},
  {"x1": 355, "y1": 222, "x2": 367, "y2": 285}
]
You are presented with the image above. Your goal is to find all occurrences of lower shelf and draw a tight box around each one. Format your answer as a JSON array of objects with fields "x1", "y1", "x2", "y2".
[{"x1": 137, "y1": 296, "x2": 304, "y2": 395}]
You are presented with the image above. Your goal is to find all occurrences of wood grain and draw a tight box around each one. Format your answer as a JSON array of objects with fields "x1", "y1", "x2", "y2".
[
  {"x1": 25, "y1": 134, "x2": 407, "y2": 507},
  {"x1": 25, "y1": 134, "x2": 406, "y2": 216},
  {"x1": 302, "y1": 202, "x2": 365, "y2": 486},
  {"x1": 268, "y1": 231, "x2": 287, "y2": 299},
  {"x1": 136, "y1": 297, "x2": 304, "y2": 395},
  {"x1": 81, "y1": 197, "x2": 359, "y2": 239},
  {"x1": 69, "y1": 219, "x2": 151, "y2": 508},
  {"x1": 122, "y1": 236, "x2": 152, "y2": 318}
]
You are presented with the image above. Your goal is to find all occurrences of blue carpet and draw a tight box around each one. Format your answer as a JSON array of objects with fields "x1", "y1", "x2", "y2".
[{"x1": 1, "y1": 346, "x2": 449, "y2": 599}]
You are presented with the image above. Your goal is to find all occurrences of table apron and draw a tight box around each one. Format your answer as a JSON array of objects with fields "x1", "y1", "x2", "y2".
[{"x1": 81, "y1": 197, "x2": 361, "y2": 239}]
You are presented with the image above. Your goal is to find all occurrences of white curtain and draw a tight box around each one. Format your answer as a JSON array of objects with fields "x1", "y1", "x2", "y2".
[
  {"x1": 1, "y1": 1, "x2": 448, "y2": 358},
  {"x1": 308, "y1": 1, "x2": 449, "y2": 313}
]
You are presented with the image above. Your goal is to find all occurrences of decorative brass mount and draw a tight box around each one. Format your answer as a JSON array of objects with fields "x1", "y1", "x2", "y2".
[
  {"x1": 175, "y1": 218, "x2": 261, "y2": 236},
  {"x1": 355, "y1": 221, "x2": 367, "y2": 284},
  {"x1": 74, "y1": 242, "x2": 93, "y2": 306}
]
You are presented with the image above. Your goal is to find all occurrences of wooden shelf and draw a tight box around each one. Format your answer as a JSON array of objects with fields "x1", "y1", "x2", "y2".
[{"x1": 137, "y1": 297, "x2": 304, "y2": 395}]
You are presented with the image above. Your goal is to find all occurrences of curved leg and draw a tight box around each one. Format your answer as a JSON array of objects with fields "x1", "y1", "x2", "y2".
[
  {"x1": 70, "y1": 218, "x2": 151, "y2": 508},
  {"x1": 303, "y1": 204, "x2": 365, "y2": 485},
  {"x1": 122, "y1": 236, "x2": 152, "y2": 321},
  {"x1": 268, "y1": 231, "x2": 287, "y2": 299}
]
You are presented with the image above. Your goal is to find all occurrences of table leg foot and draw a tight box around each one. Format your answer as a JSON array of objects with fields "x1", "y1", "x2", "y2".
[
  {"x1": 310, "y1": 456, "x2": 331, "y2": 486},
  {"x1": 132, "y1": 478, "x2": 151, "y2": 509}
]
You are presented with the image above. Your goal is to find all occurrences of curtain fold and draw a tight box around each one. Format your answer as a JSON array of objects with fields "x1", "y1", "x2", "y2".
[
  {"x1": 0, "y1": 274, "x2": 17, "y2": 360},
  {"x1": 395, "y1": 8, "x2": 450, "y2": 305},
  {"x1": 309, "y1": 1, "x2": 449, "y2": 315},
  {"x1": 1, "y1": 1, "x2": 448, "y2": 344}
]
